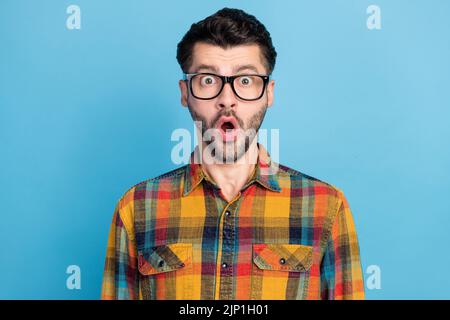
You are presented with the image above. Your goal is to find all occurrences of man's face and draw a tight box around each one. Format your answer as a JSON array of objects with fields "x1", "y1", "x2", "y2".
[{"x1": 179, "y1": 42, "x2": 275, "y2": 164}]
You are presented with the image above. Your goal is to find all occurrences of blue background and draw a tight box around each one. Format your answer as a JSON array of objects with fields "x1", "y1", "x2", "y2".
[{"x1": 1, "y1": 0, "x2": 449, "y2": 299}]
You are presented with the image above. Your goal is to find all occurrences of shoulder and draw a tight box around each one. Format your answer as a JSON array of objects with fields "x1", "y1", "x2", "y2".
[
  {"x1": 121, "y1": 165, "x2": 186, "y2": 199},
  {"x1": 276, "y1": 163, "x2": 351, "y2": 241},
  {"x1": 276, "y1": 162, "x2": 346, "y2": 202},
  {"x1": 113, "y1": 165, "x2": 187, "y2": 239}
]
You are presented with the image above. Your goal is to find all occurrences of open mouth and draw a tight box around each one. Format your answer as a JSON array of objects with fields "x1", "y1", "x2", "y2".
[
  {"x1": 221, "y1": 121, "x2": 235, "y2": 132},
  {"x1": 216, "y1": 117, "x2": 239, "y2": 142}
]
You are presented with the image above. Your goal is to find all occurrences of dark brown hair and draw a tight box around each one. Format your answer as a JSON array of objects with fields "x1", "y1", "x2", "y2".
[{"x1": 176, "y1": 8, "x2": 277, "y2": 74}]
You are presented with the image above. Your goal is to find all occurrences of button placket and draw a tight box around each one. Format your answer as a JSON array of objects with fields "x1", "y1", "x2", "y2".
[{"x1": 217, "y1": 203, "x2": 237, "y2": 299}]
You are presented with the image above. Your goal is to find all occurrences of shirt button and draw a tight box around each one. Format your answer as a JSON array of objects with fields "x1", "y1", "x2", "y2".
[
  {"x1": 225, "y1": 210, "x2": 231, "y2": 216},
  {"x1": 279, "y1": 258, "x2": 286, "y2": 265},
  {"x1": 158, "y1": 260, "x2": 165, "y2": 267},
  {"x1": 222, "y1": 263, "x2": 228, "y2": 268}
]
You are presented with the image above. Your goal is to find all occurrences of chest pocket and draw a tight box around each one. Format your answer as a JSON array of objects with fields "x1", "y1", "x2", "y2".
[
  {"x1": 251, "y1": 243, "x2": 313, "y2": 300},
  {"x1": 138, "y1": 243, "x2": 193, "y2": 299}
]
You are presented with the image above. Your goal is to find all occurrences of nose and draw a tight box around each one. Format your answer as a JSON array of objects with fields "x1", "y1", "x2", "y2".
[{"x1": 216, "y1": 82, "x2": 238, "y2": 109}]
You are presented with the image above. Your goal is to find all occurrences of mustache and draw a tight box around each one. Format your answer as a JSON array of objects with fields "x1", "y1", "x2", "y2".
[
  {"x1": 211, "y1": 110, "x2": 244, "y2": 129},
  {"x1": 187, "y1": 104, "x2": 244, "y2": 130}
]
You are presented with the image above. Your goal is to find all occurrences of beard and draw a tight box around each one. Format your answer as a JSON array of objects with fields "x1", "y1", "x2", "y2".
[{"x1": 187, "y1": 104, "x2": 268, "y2": 164}]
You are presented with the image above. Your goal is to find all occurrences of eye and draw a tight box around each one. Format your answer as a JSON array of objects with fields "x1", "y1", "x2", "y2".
[
  {"x1": 200, "y1": 75, "x2": 216, "y2": 86},
  {"x1": 239, "y1": 76, "x2": 253, "y2": 86}
]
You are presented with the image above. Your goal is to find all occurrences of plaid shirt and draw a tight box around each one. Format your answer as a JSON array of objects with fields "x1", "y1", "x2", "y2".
[{"x1": 101, "y1": 143, "x2": 364, "y2": 300}]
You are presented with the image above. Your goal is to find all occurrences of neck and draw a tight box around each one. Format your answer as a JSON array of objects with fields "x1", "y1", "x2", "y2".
[{"x1": 198, "y1": 138, "x2": 259, "y2": 202}]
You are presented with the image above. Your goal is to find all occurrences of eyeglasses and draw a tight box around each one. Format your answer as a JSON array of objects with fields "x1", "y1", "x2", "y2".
[{"x1": 183, "y1": 72, "x2": 270, "y2": 101}]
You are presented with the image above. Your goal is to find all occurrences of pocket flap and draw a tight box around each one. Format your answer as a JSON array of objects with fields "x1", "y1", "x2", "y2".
[
  {"x1": 252, "y1": 243, "x2": 312, "y2": 272},
  {"x1": 138, "y1": 243, "x2": 192, "y2": 275}
]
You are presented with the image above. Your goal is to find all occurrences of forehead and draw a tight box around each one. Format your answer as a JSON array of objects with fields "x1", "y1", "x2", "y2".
[{"x1": 190, "y1": 42, "x2": 266, "y2": 74}]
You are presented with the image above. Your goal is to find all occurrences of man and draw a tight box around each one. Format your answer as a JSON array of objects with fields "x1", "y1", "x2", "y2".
[{"x1": 101, "y1": 8, "x2": 365, "y2": 300}]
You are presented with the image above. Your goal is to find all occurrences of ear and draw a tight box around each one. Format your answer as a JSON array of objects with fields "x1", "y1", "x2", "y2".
[
  {"x1": 266, "y1": 79, "x2": 275, "y2": 107},
  {"x1": 179, "y1": 80, "x2": 188, "y2": 107}
]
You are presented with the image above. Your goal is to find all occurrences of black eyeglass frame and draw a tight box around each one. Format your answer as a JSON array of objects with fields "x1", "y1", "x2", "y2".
[{"x1": 183, "y1": 72, "x2": 270, "y2": 101}]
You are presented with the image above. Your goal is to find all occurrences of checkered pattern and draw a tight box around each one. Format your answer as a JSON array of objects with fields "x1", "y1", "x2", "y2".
[{"x1": 101, "y1": 143, "x2": 364, "y2": 300}]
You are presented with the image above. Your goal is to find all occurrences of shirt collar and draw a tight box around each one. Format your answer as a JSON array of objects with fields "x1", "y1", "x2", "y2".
[{"x1": 182, "y1": 142, "x2": 282, "y2": 197}]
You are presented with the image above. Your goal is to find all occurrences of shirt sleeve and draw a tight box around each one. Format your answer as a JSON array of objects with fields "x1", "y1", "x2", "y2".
[
  {"x1": 320, "y1": 190, "x2": 365, "y2": 300},
  {"x1": 100, "y1": 202, "x2": 139, "y2": 299}
]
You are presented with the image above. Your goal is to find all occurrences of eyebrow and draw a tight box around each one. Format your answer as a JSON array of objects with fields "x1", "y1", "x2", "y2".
[
  {"x1": 193, "y1": 64, "x2": 219, "y2": 73},
  {"x1": 234, "y1": 64, "x2": 260, "y2": 74},
  {"x1": 192, "y1": 64, "x2": 261, "y2": 74}
]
